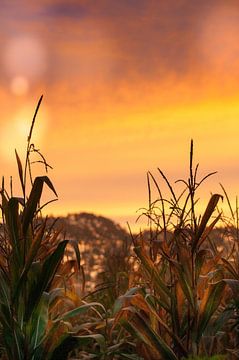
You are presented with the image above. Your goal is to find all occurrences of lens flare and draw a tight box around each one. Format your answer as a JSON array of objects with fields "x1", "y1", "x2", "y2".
[
  {"x1": 10, "y1": 76, "x2": 29, "y2": 96},
  {"x1": 3, "y1": 35, "x2": 47, "y2": 95}
]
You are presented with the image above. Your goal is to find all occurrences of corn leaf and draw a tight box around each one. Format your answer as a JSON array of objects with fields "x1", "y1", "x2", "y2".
[
  {"x1": 22, "y1": 176, "x2": 57, "y2": 234},
  {"x1": 221, "y1": 258, "x2": 239, "y2": 280},
  {"x1": 58, "y1": 302, "x2": 105, "y2": 322},
  {"x1": 145, "y1": 294, "x2": 187, "y2": 356},
  {"x1": 193, "y1": 194, "x2": 222, "y2": 251},
  {"x1": 197, "y1": 280, "x2": 225, "y2": 343},
  {"x1": 134, "y1": 246, "x2": 171, "y2": 310},
  {"x1": 171, "y1": 261, "x2": 195, "y2": 311},
  {"x1": 195, "y1": 250, "x2": 208, "y2": 282},
  {"x1": 13, "y1": 222, "x2": 46, "y2": 303},
  {"x1": 113, "y1": 287, "x2": 139, "y2": 314},
  {"x1": 223, "y1": 279, "x2": 239, "y2": 300},
  {"x1": 121, "y1": 310, "x2": 178, "y2": 360},
  {"x1": 6, "y1": 198, "x2": 21, "y2": 265},
  {"x1": 25, "y1": 240, "x2": 67, "y2": 321},
  {"x1": 29, "y1": 292, "x2": 49, "y2": 352},
  {"x1": 15, "y1": 150, "x2": 24, "y2": 196}
]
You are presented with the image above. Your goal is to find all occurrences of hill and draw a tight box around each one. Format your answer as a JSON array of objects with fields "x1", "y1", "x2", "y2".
[{"x1": 48, "y1": 212, "x2": 131, "y2": 291}]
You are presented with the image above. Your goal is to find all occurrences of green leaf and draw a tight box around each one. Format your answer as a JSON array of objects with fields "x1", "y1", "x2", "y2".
[
  {"x1": 22, "y1": 176, "x2": 57, "y2": 234},
  {"x1": 30, "y1": 292, "x2": 49, "y2": 351},
  {"x1": 0, "y1": 271, "x2": 11, "y2": 309},
  {"x1": 1, "y1": 312, "x2": 24, "y2": 360},
  {"x1": 134, "y1": 246, "x2": 171, "y2": 310},
  {"x1": 57, "y1": 302, "x2": 105, "y2": 322},
  {"x1": 113, "y1": 287, "x2": 139, "y2": 314},
  {"x1": 13, "y1": 222, "x2": 46, "y2": 303},
  {"x1": 6, "y1": 198, "x2": 21, "y2": 265},
  {"x1": 25, "y1": 240, "x2": 67, "y2": 321},
  {"x1": 197, "y1": 281, "x2": 225, "y2": 343}
]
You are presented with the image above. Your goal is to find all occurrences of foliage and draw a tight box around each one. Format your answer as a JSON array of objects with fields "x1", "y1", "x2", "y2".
[
  {"x1": 0, "y1": 97, "x2": 104, "y2": 359},
  {"x1": 113, "y1": 141, "x2": 231, "y2": 359},
  {"x1": 2, "y1": 97, "x2": 239, "y2": 359}
]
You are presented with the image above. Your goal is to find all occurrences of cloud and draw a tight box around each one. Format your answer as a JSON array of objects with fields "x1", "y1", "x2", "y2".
[
  {"x1": 2, "y1": 0, "x2": 239, "y2": 110},
  {"x1": 3, "y1": 0, "x2": 239, "y2": 90},
  {"x1": 41, "y1": 2, "x2": 89, "y2": 19}
]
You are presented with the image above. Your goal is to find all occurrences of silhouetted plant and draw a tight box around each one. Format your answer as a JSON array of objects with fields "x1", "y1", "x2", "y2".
[
  {"x1": 114, "y1": 141, "x2": 229, "y2": 359},
  {"x1": 0, "y1": 97, "x2": 105, "y2": 360}
]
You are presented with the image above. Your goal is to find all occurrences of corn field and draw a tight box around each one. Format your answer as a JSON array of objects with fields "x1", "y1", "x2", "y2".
[{"x1": 0, "y1": 97, "x2": 238, "y2": 359}]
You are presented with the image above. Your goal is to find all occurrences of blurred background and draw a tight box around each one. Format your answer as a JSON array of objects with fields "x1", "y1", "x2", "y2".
[{"x1": 1, "y1": 0, "x2": 239, "y2": 230}]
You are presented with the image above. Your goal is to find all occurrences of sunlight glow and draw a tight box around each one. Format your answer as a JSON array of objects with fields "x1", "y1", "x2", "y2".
[
  {"x1": 3, "y1": 35, "x2": 47, "y2": 95},
  {"x1": 199, "y1": 4, "x2": 239, "y2": 70},
  {"x1": 10, "y1": 76, "x2": 29, "y2": 96},
  {"x1": 0, "y1": 105, "x2": 48, "y2": 162}
]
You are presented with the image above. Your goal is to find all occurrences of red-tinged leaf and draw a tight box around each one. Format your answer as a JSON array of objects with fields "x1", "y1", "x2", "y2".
[
  {"x1": 175, "y1": 280, "x2": 185, "y2": 323},
  {"x1": 134, "y1": 246, "x2": 171, "y2": 310},
  {"x1": 197, "y1": 213, "x2": 222, "y2": 250},
  {"x1": 121, "y1": 310, "x2": 178, "y2": 360},
  {"x1": 197, "y1": 281, "x2": 225, "y2": 343},
  {"x1": 195, "y1": 249, "x2": 208, "y2": 281},
  {"x1": 130, "y1": 293, "x2": 150, "y2": 314},
  {"x1": 223, "y1": 279, "x2": 239, "y2": 300},
  {"x1": 201, "y1": 253, "x2": 221, "y2": 276},
  {"x1": 170, "y1": 260, "x2": 195, "y2": 311},
  {"x1": 221, "y1": 258, "x2": 239, "y2": 280},
  {"x1": 193, "y1": 194, "x2": 222, "y2": 251},
  {"x1": 145, "y1": 295, "x2": 187, "y2": 356}
]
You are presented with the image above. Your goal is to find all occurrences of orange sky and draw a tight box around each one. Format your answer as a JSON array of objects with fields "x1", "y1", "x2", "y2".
[{"x1": 1, "y1": 0, "x2": 239, "y2": 230}]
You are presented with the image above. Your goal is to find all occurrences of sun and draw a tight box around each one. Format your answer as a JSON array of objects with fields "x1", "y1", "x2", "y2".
[{"x1": 0, "y1": 105, "x2": 48, "y2": 163}]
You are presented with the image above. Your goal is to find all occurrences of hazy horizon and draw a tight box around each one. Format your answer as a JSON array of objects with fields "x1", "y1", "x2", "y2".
[{"x1": 1, "y1": 1, "x2": 239, "y2": 230}]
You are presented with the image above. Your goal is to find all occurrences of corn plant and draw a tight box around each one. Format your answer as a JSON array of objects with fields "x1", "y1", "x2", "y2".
[
  {"x1": 114, "y1": 141, "x2": 227, "y2": 359},
  {"x1": 211, "y1": 185, "x2": 239, "y2": 357},
  {"x1": 0, "y1": 96, "x2": 105, "y2": 359}
]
